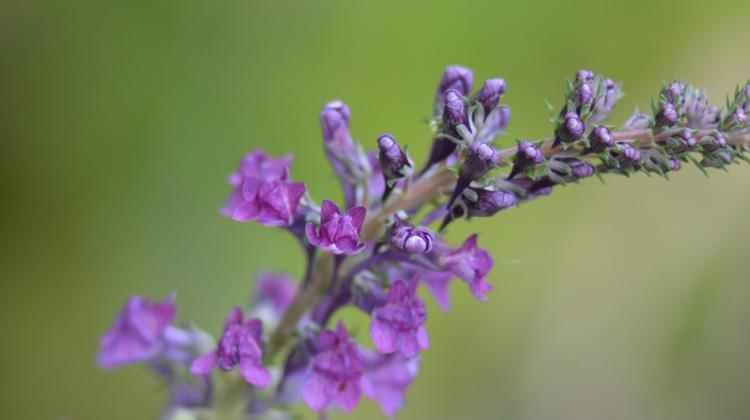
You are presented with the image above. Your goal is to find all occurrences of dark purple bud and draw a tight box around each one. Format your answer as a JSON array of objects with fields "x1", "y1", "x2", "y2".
[
  {"x1": 474, "y1": 78, "x2": 506, "y2": 114},
  {"x1": 677, "y1": 129, "x2": 697, "y2": 148},
  {"x1": 377, "y1": 134, "x2": 412, "y2": 182},
  {"x1": 668, "y1": 158, "x2": 682, "y2": 171},
  {"x1": 464, "y1": 187, "x2": 518, "y2": 218},
  {"x1": 576, "y1": 82, "x2": 594, "y2": 106},
  {"x1": 619, "y1": 143, "x2": 641, "y2": 162},
  {"x1": 576, "y1": 70, "x2": 595, "y2": 82},
  {"x1": 391, "y1": 224, "x2": 434, "y2": 254},
  {"x1": 589, "y1": 126, "x2": 614, "y2": 151},
  {"x1": 656, "y1": 102, "x2": 679, "y2": 127},
  {"x1": 443, "y1": 89, "x2": 467, "y2": 128},
  {"x1": 558, "y1": 112, "x2": 585, "y2": 143},
  {"x1": 570, "y1": 160, "x2": 595, "y2": 178},
  {"x1": 518, "y1": 140, "x2": 545, "y2": 164},
  {"x1": 508, "y1": 141, "x2": 544, "y2": 179},
  {"x1": 437, "y1": 65, "x2": 474, "y2": 97},
  {"x1": 448, "y1": 143, "x2": 499, "y2": 207}
]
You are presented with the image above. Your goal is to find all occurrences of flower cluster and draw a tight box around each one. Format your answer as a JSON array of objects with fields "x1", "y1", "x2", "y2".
[{"x1": 99, "y1": 65, "x2": 750, "y2": 419}]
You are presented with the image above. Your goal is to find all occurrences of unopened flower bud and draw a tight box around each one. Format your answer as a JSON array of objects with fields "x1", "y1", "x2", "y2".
[
  {"x1": 391, "y1": 224, "x2": 434, "y2": 254},
  {"x1": 474, "y1": 78, "x2": 506, "y2": 114},
  {"x1": 508, "y1": 140, "x2": 544, "y2": 179},
  {"x1": 668, "y1": 158, "x2": 682, "y2": 171},
  {"x1": 558, "y1": 112, "x2": 585, "y2": 143},
  {"x1": 576, "y1": 70, "x2": 595, "y2": 82},
  {"x1": 677, "y1": 129, "x2": 697, "y2": 148},
  {"x1": 656, "y1": 102, "x2": 679, "y2": 127},
  {"x1": 464, "y1": 187, "x2": 518, "y2": 218},
  {"x1": 448, "y1": 143, "x2": 499, "y2": 207},
  {"x1": 664, "y1": 81, "x2": 686, "y2": 104},
  {"x1": 443, "y1": 89, "x2": 467, "y2": 128},
  {"x1": 589, "y1": 126, "x2": 614, "y2": 151},
  {"x1": 576, "y1": 82, "x2": 594, "y2": 106},
  {"x1": 619, "y1": 143, "x2": 641, "y2": 162},
  {"x1": 377, "y1": 134, "x2": 412, "y2": 182},
  {"x1": 570, "y1": 160, "x2": 595, "y2": 178},
  {"x1": 437, "y1": 65, "x2": 474, "y2": 97}
]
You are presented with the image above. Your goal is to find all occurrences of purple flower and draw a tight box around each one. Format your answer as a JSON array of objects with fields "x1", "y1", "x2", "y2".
[
  {"x1": 378, "y1": 134, "x2": 412, "y2": 186},
  {"x1": 576, "y1": 82, "x2": 594, "y2": 106},
  {"x1": 474, "y1": 78, "x2": 506, "y2": 115},
  {"x1": 190, "y1": 308, "x2": 271, "y2": 388},
  {"x1": 303, "y1": 322, "x2": 364, "y2": 412},
  {"x1": 685, "y1": 88, "x2": 719, "y2": 129},
  {"x1": 320, "y1": 101, "x2": 369, "y2": 207},
  {"x1": 391, "y1": 224, "x2": 434, "y2": 254},
  {"x1": 371, "y1": 280, "x2": 429, "y2": 357},
  {"x1": 320, "y1": 100, "x2": 352, "y2": 144},
  {"x1": 440, "y1": 234, "x2": 493, "y2": 301},
  {"x1": 589, "y1": 126, "x2": 614, "y2": 151},
  {"x1": 558, "y1": 112, "x2": 585, "y2": 143},
  {"x1": 668, "y1": 158, "x2": 682, "y2": 171},
  {"x1": 616, "y1": 143, "x2": 641, "y2": 163},
  {"x1": 360, "y1": 351, "x2": 420, "y2": 417},
  {"x1": 591, "y1": 78, "x2": 622, "y2": 123},
  {"x1": 255, "y1": 272, "x2": 296, "y2": 313},
  {"x1": 98, "y1": 295, "x2": 177, "y2": 369},
  {"x1": 576, "y1": 70, "x2": 595, "y2": 82},
  {"x1": 443, "y1": 89, "x2": 468, "y2": 129},
  {"x1": 677, "y1": 129, "x2": 697, "y2": 149},
  {"x1": 436, "y1": 65, "x2": 474, "y2": 98},
  {"x1": 222, "y1": 150, "x2": 306, "y2": 227},
  {"x1": 465, "y1": 187, "x2": 518, "y2": 218},
  {"x1": 656, "y1": 102, "x2": 679, "y2": 127},
  {"x1": 663, "y1": 81, "x2": 686, "y2": 104},
  {"x1": 306, "y1": 200, "x2": 367, "y2": 255},
  {"x1": 508, "y1": 140, "x2": 544, "y2": 179},
  {"x1": 570, "y1": 160, "x2": 595, "y2": 178},
  {"x1": 448, "y1": 142, "x2": 499, "y2": 207}
]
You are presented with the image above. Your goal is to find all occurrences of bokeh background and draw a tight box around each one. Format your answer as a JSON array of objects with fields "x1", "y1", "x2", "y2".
[{"x1": 2, "y1": 1, "x2": 749, "y2": 419}]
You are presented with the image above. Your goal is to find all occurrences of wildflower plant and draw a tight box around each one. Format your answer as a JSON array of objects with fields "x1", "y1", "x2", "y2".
[{"x1": 98, "y1": 65, "x2": 750, "y2": 419}]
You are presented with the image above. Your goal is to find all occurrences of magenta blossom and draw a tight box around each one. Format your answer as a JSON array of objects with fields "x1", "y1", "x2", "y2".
[
  {"x1": 98, "y1": 295, "x2": 176, "y2": 369},
  {"x1": 440, "y1": 234, "x2": 493, "y2": 301},
  {"x1": 222, "y1": 150, "x2": 306, "y2": 227},
  {"x1": 371, "y1": 280, "x2": 429, "y2": 357},
  {"x1": 303, "y1": 322, "x2": 364, "y2": 412},
  {"x1": 191, "y1": 308, "x2": 271, "y2": 388},
  {"x1": 360, "y1": 351, "x2": 420, "y2": 417},
  {"x1": 305, "y1": 200, "x2": 366, "y2": 255}
]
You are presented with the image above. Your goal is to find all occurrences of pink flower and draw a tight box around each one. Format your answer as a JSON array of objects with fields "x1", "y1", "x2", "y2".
[
  {"x1": 191, "y1": 308, "x2": 271, "y2": 388},
  {"x1": 305, "y1": 200, "x2": 366, "y2": 255}
]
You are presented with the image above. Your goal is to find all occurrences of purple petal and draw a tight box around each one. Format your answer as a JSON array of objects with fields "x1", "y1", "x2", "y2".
[
  {"x1": 320, "y1": 200, "x2": 340, "y2": 223},
  {"x1": 334, "y1": 381, "x2": 362, "y2": 413},
  {"x1": 190, "y1": 351, "x2": 218, "y2": 376},
  {"x1": 371, "y1": 319, "x2": 396, "y2": 354},
  {"x1": 240, "y1": 358, "x2": 272, "y2": 388},
  {"x1": 303, "y1": 374, "x2": 331, "y2": 412},
  {"x1": 347, "y1": 206, "x2": 367, "y2": 232},
  {"x1": 417, "y1": 326, "x2": 429, "y2": 350}
]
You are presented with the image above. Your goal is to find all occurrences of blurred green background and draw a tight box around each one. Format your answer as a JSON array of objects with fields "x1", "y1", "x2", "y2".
[{"x1": 2, "y1": 1, "x2": 749, "y2": 419}]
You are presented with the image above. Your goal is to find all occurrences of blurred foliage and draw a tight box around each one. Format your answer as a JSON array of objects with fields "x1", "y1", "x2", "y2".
[{"x1": 1, "y1": 1, "x2": 749, "y2": 419}]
